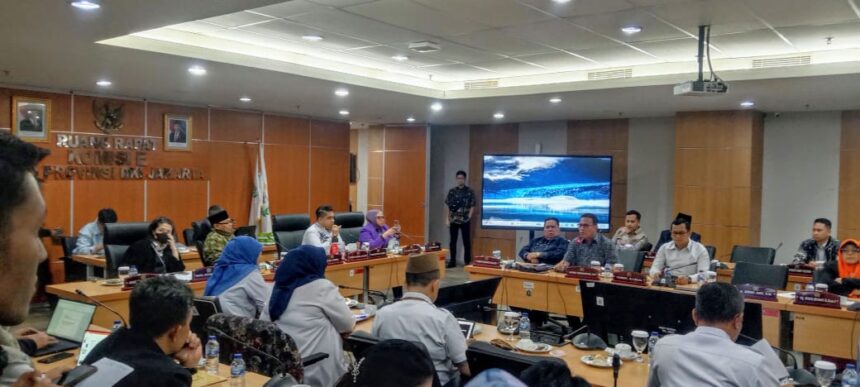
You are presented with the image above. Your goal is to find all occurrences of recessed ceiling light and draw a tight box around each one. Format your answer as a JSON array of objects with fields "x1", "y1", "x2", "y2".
[
  {"x1": 335, "y1": 88, "x2": 349, "y2": 97},
  {"x1": 71, "y1": 1, "x2": 100, "y2": 10},
  {"x1": 188, "y1": 65, "x2": 207, "y2": 76},
  {"x1": 239, "y1": 96, "x2": 252, "y2": 102},
  {"x1": 493, "y1": 112, "x2": 505, "y2": 119},
  {"x1": 96, "y1": 80, "x2": 112, "y2": 87},
  {"x1": 621, "y1": 25, "x2": 643, "y2": 34},
  {"x1": 302, "y1": 34, "x2": 324, "y2": 42},
  {"x1": 430, "y1": 102, "x2": 443, "y2": 112},
  {"x1": 552, "y1": 0, "x2": 571, "y2": 3},
  {"x1": 392, "y1": 55, "x2": 409, "y2": 62},
  {"x1": 339, "y1": 110, "x2": 350, "y2": 116},
  {"x1": 406, "y1": 116, "x2": 416, "y2": 123},
  {"x1": 549, "y1": 97, "x2": 562, "y2": 104},
  {"x1": 740, "y1": 101, "x2": 755, "y2": 108}
]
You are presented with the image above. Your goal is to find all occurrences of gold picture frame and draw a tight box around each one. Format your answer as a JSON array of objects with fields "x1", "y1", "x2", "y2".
[
  {"x1": 163, "y1": 114, "x2": 192, "y2": 152},
  {"x1": 11, "y1": 96, "x2": 51, "y2": 142}
]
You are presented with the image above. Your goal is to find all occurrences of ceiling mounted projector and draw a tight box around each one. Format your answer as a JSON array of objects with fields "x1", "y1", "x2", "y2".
[
  {"x1": 674, "y1": 25, "x2": 728, "y2": 97},
  {"x1": 409, "y1": 41, "x2": 440, "y2": 53}
]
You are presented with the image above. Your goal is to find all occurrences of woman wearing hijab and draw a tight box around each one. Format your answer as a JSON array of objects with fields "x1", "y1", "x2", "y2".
[
  {"x1": 124, "y1": 216, "x2": 185, "y2": 274},
  {"x1": 358, "y1": 210, "x2": 398, "y2": 249},
  {"x1": 203, "y1": 236, "x2": 270, "y2": 318},
  {"x1": 819, "y1": 239, "x2": 860, "y2": 297},
  {"x1": 263, "y1": 245, "x2": 355, "y2": 387}
]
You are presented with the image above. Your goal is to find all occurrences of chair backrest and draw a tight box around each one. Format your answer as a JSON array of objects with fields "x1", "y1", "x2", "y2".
[
  {"x1": 335, "y1": 212, "x2": 365, "y2": 245},
  {"x1": 103, "y1": 222, "x2": 150, "y2": 246},
  {"x1": 103, "y1": 245, "x2": 129, "y2": 278},
  {"x1": 61, "y1": 236, "x2": 78, "y2": 257},
  {"x1": 272, "y1": 214, "x2": 311, "y2": 255},
  {"x1": 705, "y1": 245, "x2": 717, "y2": 261},
  {"x1": 617, "y1": 250, "x2": 645, "y2": 273},
  {"x1": 182, "y1": 228, "x2": 195, "y2": 246},
  {"x1": 206, "y1": 313, "x2": 305, "y2": 382},
  {"x1": 731, "y1": 261, "x2": 789, "y2": 289},
  {"x1": 191, "y1": 297, "x2": 221, "y2": 341},
  {"x1": 730, "y1": 245, "x2": 776, "y2": 265},
  {"x1": 191, "y1": 219, "x2": 212, "y2": 244}
]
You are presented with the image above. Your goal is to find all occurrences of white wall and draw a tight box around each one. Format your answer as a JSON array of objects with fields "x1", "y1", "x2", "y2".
[
  {"x1": 627, "y1": 117, "x2": 676, "y2": 243},
  {"x1": 761, "y1": 112, "x2": 841, "y2": 263},
  {"x1": 428, "y1": 125, "x2": 471, "y2": 261}
]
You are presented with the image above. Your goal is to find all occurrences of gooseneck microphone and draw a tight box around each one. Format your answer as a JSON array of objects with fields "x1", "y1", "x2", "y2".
[
  {"x1": 612, "y1": 352, "x2": 621, "y2": 387},
  {"x1": 75, "y1": 289, "x2": 127, "y2": 327}
]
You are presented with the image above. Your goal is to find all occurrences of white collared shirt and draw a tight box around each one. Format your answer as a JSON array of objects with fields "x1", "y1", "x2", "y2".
[
  {"x1": 647, "y1": 326, "x2": 781, "y2": 387},
  {"x1": 649, "y1": 239, "x2": 710, "y2": 277}
]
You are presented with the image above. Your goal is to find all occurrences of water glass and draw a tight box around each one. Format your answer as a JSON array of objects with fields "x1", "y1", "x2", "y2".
[
  {"x1": 631, "y1": 330, "x2": 649, "y2": 362},
  {"x1": 117, "y1": 266, "x2": 130, "y2": 281},
  {"x1": 502, "y1": 311, "x2": 520, "y2": 341},
  {"x1": 814, "y1": 360, "x2": 836, "y2": 386}
]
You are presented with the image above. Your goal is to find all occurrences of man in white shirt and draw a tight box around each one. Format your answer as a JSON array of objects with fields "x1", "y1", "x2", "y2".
[
  {"x1": 649, "y1": 218, "x2": 709, "y2": 280},
  {"x1": 73, "y1": 208, "x2": 117, "y2": 254},
  {"x1": 301, "y1": 204, "x2": 345, "y2": 255},
  {"x1": 373, "y1": 253, "x2": 471, "y2": 387},
  {"x1": 647, "y1": 282, "x2": 782, "y2": 387}
]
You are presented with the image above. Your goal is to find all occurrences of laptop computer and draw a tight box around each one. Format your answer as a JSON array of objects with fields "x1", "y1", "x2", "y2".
[
  {"x1": 234, "y1": 225, "x2": 256, "y2": 238},
  {"x1": 33, "y1": 299, "x2": 97, "y2": 357}
]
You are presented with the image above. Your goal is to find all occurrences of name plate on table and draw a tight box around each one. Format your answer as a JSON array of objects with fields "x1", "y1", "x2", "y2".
[
  {"x1": 122, "y1": 274, "x2": 158, "y2": 291},
  {"x1": 794, "y1": 290, "x2": 841, "y2": 309},
  {"x1": 400, "y1": 244, "x2": 422, "y2": 255},
  {"x1": 736, "y1": 284, "x2": 778, "y2": 301},
  {"x1": 472, "y1": 256, "x2": 501, "y2": 269},
  {"x1": 328, "y1": 252, "x2": 344, "y2": 265},
  {"x1": 612, "y1": 271, "x2": 647, "y2": 286},
  {"x1": 565, "y1": 266, "x2": 600, "y2": 280},
  {"x1": 424, "y1": 242, "x2": 442, "y2": 252},
  {"x1": 346, "y1": 250, "x2": 371, "y2": 262},
  {"x1": 190, "y1": 267, "x2": 214, "y2": 282},
  {"x1": 787, "y1": 263, "x2": 815, "y2": 277},
  {"x1": 368, "y1": 248, "x2": 387, "y2": 258}
]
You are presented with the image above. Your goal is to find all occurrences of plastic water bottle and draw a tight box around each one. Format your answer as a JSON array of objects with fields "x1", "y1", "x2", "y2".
[
  {"x1": 111, "y1": 320, "x2": 122, "y2": 332},
  {"x1": 647, "y1": 331, "x2": 660, "y2": 354},
  {"x1": 518, "y1": 313, "x2": 531, "y2": 341},
  {"x1": 205, "y1": 336, "x2": 220, "y2": 375},
  {"x1": 843, "y1": 364, "x2": 858, "y2": 387},
  {"x1": 128, "y1": 265, "x2": 138, "y2": 277},
  {"x1": 230, "y1": 353, "x2": 245, "y2": 387}
]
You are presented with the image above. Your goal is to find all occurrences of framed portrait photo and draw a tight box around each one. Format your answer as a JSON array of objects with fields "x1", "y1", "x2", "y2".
[
  {"x1": 11, "y1": 96, "x2": 51, "y2": 142},
  {"x1": 164, "y1": 114, "x2": 192, "y2": 151}
]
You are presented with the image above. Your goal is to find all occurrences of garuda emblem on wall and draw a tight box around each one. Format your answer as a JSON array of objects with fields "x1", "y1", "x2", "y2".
[{"x1": 93, "y1": 99, "x2": 124, "y2": 135}]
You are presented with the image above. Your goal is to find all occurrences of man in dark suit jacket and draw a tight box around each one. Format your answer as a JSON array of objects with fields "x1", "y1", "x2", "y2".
[{"x1": 169, "y1": 122, "x2": 186, "y2": 143}]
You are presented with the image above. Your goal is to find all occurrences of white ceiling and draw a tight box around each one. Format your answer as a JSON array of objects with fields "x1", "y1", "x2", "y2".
[{"x1": 0, "y1": 0, "x2": 859, "y2": 125}]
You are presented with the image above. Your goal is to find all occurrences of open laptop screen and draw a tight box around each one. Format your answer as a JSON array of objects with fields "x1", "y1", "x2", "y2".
[{"x1": 46, "y1": 299, "x2": 96, "y2": 342}]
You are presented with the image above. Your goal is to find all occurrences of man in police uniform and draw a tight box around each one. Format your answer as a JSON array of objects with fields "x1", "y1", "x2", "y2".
[{"x1": 372, "y1": 254, "x2": 470, "y2": 387}]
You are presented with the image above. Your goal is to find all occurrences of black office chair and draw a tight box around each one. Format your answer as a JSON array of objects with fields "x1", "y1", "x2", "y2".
[
  {"x1": 272, "y1": 214, "x2": 311, "y2": 256},
  {"x1": 191, "y1": 219, "x2": 213, "y2": 266},
  {"x1": 103, "y1": 222, "x2": 150, "y2": 246},
  {"x1": 182, "y1": 228, "x2": 195, "y2": 247},
  {"x1": 705, "y1": 245, "x2": 717, "y2": 261},
  {"x1": 617, "y1": 250, "x2": 645, "y2": 273},
  {"x1": 191, "y1": 296, "x2": 221, "y2": 341},
  {"x1": 61, "y1": 236, "x2": 88, "y2": 282},
  {"x1": 730, "y1": 245, "x2": 776, "y2": 265},
  {"x1": 335, "y1": 212, "x2": 365, "y2": 245},
  {"x1": 104, "y1": 245, "x2": 129, "y2": 278},
  {"x1": 731, "y1": 262, "x2": 789, "y2": 289}
]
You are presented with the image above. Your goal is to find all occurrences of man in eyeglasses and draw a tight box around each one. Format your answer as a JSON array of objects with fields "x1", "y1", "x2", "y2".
[
  {"x1": 202, "y1": 208, "x2": 235, "y2": 266},
  {"x1": 648, "y1": 217, "x2": 710, "y2": 281},
  {"x1": 554, "y1": 213, "x2": 617, "y2": 272}
]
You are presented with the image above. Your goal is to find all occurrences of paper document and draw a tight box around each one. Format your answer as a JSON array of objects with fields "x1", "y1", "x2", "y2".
[{"x1": 77, "y1": 358, "x2": 134, "y2": 387}]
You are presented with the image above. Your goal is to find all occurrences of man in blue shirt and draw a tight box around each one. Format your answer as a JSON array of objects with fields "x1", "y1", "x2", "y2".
[
  {"x1": 73, "y1": 208, "x2": 117, "y2": 254},
  {"x1": 518, "y1": 217, "x2": 569, "y2": 265}
]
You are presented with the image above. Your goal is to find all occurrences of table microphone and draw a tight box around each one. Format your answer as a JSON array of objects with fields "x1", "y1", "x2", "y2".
[
  {"x1": 337, "y1": 285, "x2": 391, "y2": 306},
  {"x1": 75, "y1": 289, "x2": 127, "y2": 327},
  {"x1": 612, "y1": 352, "x2": 621, "y2": 387}
]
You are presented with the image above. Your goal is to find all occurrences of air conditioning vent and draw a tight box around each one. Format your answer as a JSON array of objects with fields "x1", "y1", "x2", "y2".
[
  {"x1": 464, "y1": 80, "x2": 499, "y2": 89},
  {"x1": 752, "y1": 55, "x2": 811, "y2": 68},
  {"x1": 587, "y1": 68, "x2": 632, "y2": 81}
]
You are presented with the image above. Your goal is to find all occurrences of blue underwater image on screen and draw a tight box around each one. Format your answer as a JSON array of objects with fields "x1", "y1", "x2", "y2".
[{"x1": 481, "y1": 155, "x2": 612, "y2": 231}]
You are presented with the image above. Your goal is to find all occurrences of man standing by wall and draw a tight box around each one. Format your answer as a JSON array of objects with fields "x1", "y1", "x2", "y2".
[{"x1": 444, "y1": 171, "x2": 476, "y2": 268}]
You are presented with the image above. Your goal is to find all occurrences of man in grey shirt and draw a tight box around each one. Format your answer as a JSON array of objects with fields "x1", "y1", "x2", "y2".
[
  {"x1": 372, "y1": 253, "x2": 470, "y2": 387},
  {"x1": 302, "y1": 204, "x2": 345, "y2": 255},
  {"x1": 554, "y1": 213, "x2": 618, "y2": 272}
]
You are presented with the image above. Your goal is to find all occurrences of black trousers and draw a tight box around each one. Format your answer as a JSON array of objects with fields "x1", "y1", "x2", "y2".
[{"x1": 448, "y1": 221, "x2": 472, "y2": 266}]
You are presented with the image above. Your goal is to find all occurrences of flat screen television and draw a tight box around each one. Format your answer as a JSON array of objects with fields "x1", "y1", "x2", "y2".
[{"x1": 481, "y1": 155, "x2": 612, "y2": 231}]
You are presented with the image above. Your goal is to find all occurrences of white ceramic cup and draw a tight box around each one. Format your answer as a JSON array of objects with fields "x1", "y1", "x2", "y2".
[{"x1": 615, "y1": 343, "x2": 633, "y2": 358}]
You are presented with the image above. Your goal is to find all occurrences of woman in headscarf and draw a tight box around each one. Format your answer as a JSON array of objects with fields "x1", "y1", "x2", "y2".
[
  {"x1": 203, "y1": 236, "x2": 270, "y2": 318},
  {"x1": 358, "y1": 210, "x2": 398, "y2": 249},
  {"x1": 263, "y1": 245, "x2": 355, "y2": 387},
  {"x1": 819, "y1": 239, "x2": 860, "y2": 297}
]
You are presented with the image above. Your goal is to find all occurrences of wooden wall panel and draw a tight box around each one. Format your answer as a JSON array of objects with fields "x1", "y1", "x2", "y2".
[
  {"x1": 383, "y1": 126, "x2": 427, "y2": 243},
  {"x1": 265, "y1": 115, "x2": 310, "y2": 145},
  {"x1": 567, "y1": 119, "x2": 629, "y2": 233},
  {"x1": 311, "y1": 120, "x2": 350, "y2": 149},
  {"x1": 146, "y1": 103, "x2": 208, "y2": 141},
  {"x1": 839, "y1": 111, "x2": 860, "y2": 238},
  {"x1": 210, "y1": 109, "x2": 261, "y2": 143},
  {"x1": 673, "y1": 111, "x2": 763, "y2": 260},
  {"x1": 147, "y1": 180, "x2": 208, "y2": 233},
  {"x1": 470, "y1": 124, "x2": 518, "y2": 257},
  {"x1": 73, "y1": 180, "x2": 145, "y2": 232},
  {"x1": 74, "y1": 96, "x2": 144, "y2": 136},
  {"x1": 310, "y1": 147, "x2": 350, "y2": 214},
  {"x1": 265, "y1": 144, "x2": 310, "y2": 215},
  {"x1": 208, "y1": 142, "x2": 256, "y2": 226}
]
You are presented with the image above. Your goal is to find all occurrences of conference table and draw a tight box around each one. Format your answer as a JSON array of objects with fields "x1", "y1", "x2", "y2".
[
  {"x1": 354, "y1": 317, "x2": 650, "y2": 387},
  {"x1": 466, "y1": 265, "x2": 860, "y2": 363},
  {"x1": 640, "y1": 258, "x2": 813, "y2": 291},
  {"x1": 48, "y1": 250, "x2": 447, "y2": 328},
  {"x1": 32, "y1": 326, "x2": 269, "y2": 386}
]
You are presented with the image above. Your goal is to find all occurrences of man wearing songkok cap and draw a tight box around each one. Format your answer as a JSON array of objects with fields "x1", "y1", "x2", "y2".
[
  {"x1": 203, "y1": 209, "x2": 235, "y2": 266},
  {"x1": 372, "y1": 253, "x2": 471, "y2": 387}
]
